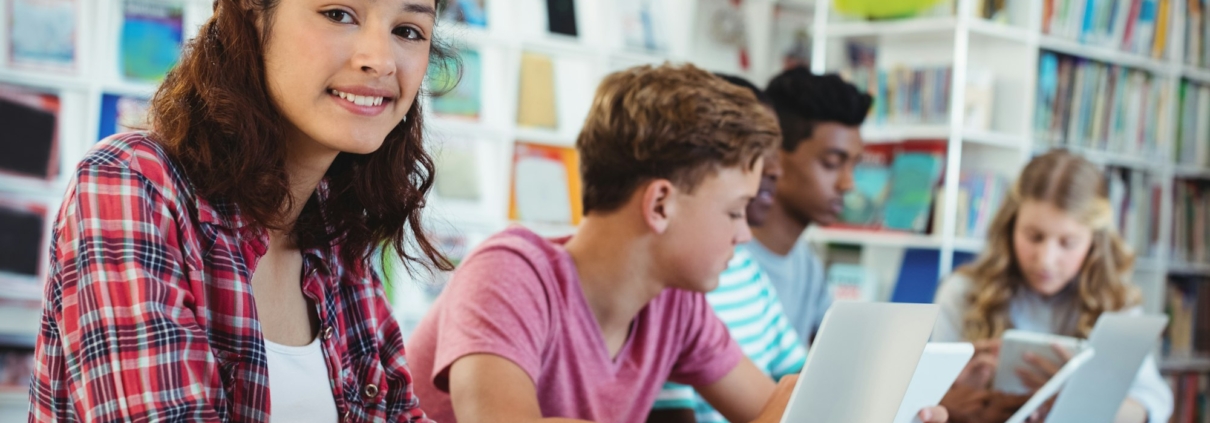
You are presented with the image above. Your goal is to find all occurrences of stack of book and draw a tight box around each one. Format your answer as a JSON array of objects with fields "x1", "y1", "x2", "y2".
[
  {"x1": 1042, "y1": 0, "x2": 1174, "y2": 59},
  {"x1": 951, "y1": 171, "x2": 1009, "y2": 240},
  {"x1": 1164, "y1": 277, "x2": 1210, "y2": 423},
  {"x1": 1035, "y1": 51, "x2": 1172, "y2": 158},
  {"x1": 1185, "y1": 0, "x2": 1210, "y2": 68},
  {"x1": 1176, "y1": 80, "x2": 1210, "y2": 168},
  {"x1": 1106, "y1": 166, "x2": 1159, "y2": 258},
  {"x1": 1173, "y1": 180, "x2": 1210, "y2": 264}
]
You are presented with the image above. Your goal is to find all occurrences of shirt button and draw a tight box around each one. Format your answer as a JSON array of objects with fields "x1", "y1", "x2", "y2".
[
  {"x1": 323, "y1": 326, "x2": 334, "y2": 340},
  {"x1": 364, "y1": 384, "x2": 379, "y2": 398}
]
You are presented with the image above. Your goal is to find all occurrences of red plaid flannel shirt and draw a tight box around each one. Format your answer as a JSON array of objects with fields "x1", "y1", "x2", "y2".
[{"x1": 29, "y1": 133, "x2": 433, "y2": 422}]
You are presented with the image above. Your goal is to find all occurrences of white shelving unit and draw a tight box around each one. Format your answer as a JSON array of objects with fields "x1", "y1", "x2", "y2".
[{"x1": 803, "y1": 0, "x2": 1210, "y2": 319}]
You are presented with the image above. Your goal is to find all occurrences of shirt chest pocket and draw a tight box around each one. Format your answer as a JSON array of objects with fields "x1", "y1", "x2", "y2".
[{"x1": 343, "y1": 352, "x2": 392, "y2": 420}]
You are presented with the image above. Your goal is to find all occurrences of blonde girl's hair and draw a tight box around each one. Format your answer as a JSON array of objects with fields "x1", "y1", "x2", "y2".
[{"x1": 958, "y1": 149, "x2": 1141, "y2": 341}]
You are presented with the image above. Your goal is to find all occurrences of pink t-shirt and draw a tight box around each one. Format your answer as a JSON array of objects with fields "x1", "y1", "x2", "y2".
[{"x1": 406, "y1": 226, "x2": 744, "y2": 422}]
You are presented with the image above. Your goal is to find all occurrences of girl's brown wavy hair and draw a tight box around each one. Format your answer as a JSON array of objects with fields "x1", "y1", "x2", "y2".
[
  {"x1": 149, "y1": 0, "x2": 456, "y2": 273},
  {"x1": 958, "y1": 149, "x2": 1140, "y2": 340}
]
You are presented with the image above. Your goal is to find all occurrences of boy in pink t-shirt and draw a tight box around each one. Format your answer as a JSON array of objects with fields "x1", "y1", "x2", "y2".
[{"x1": 406, "y1": 64, "x2": 947, "y2": 423}]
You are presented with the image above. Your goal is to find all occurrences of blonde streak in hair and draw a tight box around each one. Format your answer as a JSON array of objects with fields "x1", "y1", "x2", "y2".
[{"x1": 960, "y1": 188, "x2": 1022, "y2": 341}]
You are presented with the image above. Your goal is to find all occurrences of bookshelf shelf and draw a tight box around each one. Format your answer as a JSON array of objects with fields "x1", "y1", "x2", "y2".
[
  {"x1": 1134, "y1": 257, "x2": 1164, "y2": 272},
  {"x1": 966, "y1": 19, "x2": 1034, "y2": 43},
  {"x1": 1168, "y1": 261, "x2": 1210, "y2": 277},
  {"x1": 1161, "y1": 355, "x2": 1210, "y2": 373},
  {"x1": 953, "y1": 237, "x2": 986, "y2": 252},
  {"x1": 521, "y1": 35, "x2": 597, "y2": 57},
  {"x1": 0, "y1": 69, "x2": 89, "y2": 92},
  {"x1": 514, "y1": 128, "x2": 577, "y2": 147},
  {"x1": 861, "y1": 124, "x2": 950, "y2": 143},
  {"x1": 1182, "y1": 66, "x2": 1210, "y2": 85},
  {"x1": 100, "y1": 80, "x2": 159, "y2": 98},
  {"x1": 1173, "y1": 165, "x2": 1210, "y2": 179},
  {"x1": 1051, "y1": 144, "x2": 1165, "y2": 171},
  {"x1": 963, "y1": 130, "x2": 1027, "y2": 149},
  {"x1": 824, "y1": 16, "x2": 958, "y2": 38},
  {"x1": 808, "y1": 227, "x2": 983, "y2": 253},
  {"x1": 0, "y1": 332, "x2": 35, "y2": 350},
  {"x1": 1038, "y1": 35, "x2": 1175, "y2": 76}
]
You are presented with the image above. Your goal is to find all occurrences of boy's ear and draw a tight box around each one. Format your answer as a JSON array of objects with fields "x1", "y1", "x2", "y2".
[{"x1": 640, "y1": 179, "x2": 676, "y2": 234}]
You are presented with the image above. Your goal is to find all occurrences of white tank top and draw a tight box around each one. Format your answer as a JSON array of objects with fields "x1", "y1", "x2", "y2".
[{"x1": 264, "y1": 337, "x2": 339, "y2": 423}]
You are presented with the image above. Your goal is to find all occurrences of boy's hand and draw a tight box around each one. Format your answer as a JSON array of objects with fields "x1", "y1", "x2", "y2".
[
  {"x1": 954, "y1": 339, "x2": 1001, "y2": 388},
  {"x1": 1016, "y1": 343, "x2": 1073, "y2": 391}
]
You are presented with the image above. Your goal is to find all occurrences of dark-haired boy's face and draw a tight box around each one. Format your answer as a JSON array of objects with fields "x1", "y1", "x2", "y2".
[{"x1": 775, "y1": 122, "x2": 862, "y2": 227}]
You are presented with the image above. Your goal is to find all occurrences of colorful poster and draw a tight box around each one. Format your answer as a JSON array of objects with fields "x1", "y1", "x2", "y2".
[
  {"x1": 509, "y1": 142, "x2": 581, "y2": 225},
  {"x1": 442, "y1": 0, "x2": 487, "y2": 27},
  {"x1": 429, "y1": 49, "x2": 481, "y2": 120},
  {"x1": 98, "y1": 93, "x2": 151, "y2": 140},
  {"x1": 120, "y1": 0, "x2": 184, "y2": 82},
  {"x1": 0, "y1": 84, "x2": 59, "y2": 180},
  {"x1": 9, "y1": 0, "x2": 78, "y2": 72}
]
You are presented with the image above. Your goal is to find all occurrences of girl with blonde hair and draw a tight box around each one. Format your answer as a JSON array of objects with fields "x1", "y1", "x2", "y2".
[{"x1": 933, "y1": 149, "x2": 1172, "y2": 423}]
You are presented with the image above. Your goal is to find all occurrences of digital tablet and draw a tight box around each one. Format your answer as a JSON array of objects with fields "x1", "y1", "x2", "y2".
[
  {"x1": 780, "y1": 302, "x2": 939, "y2": 423},
  {"x1": 892, "y1": 342, "x2": 975, "y2": 423},
  {"x1": 1003, "y1": 346, "x2": 1097, "y2": 423},
  {"x1": 994, "y1": 329, "x2": 1088, "y2": 395}
]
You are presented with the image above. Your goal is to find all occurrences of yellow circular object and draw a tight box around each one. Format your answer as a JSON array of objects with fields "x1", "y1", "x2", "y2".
[{"x1": 833, "y1": 0, "x2": 946, "y2": 19}]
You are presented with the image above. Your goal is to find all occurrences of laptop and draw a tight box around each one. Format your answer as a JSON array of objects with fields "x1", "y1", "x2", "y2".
[
  {"x1": 1043, "y1": 313, "x2": 1169, "y2": 422},
  {"x1": 780, "y1": 302, "x2": 939, "y2": 423}
]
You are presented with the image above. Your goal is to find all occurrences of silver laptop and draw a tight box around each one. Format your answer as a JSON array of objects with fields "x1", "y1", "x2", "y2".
[
  {"x1": 1044, "y1": 313, "x2": 1169, "y2": 422},
  {"x1": 780, "y1": 302, "x2": 939, "y2": 423}
]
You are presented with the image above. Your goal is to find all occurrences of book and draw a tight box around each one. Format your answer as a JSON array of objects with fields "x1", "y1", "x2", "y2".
[
  {"x1": 120, "y1": 0, "x2": 184, "y2": 82},
  {"x1": 508, "y1": 142, "x2": 581, "y2": 225},
  {"x1": 546, "y1": 0, "x2": 577, "y2": 37},
  {"x1": 0, "y1": 84, "x2": 59, "y2": 181},
  {"x1": 882, "y1": 140, "x2": 947, "y2": 233},
  {"x1": 964, "y1": 68, "x2": 995, "y2": 132},
  {"x1": 428, "y1": 48, "x2": 482, "y2": 120},
  {"x1": 516, "y1": 52, "x2": 557, "y2": 129},
  {"x1": 442, "y1": 0, "x2": 487, "y2": 28},
  {"x1": 433, "y1": 137, "x2": 482, "y2": 201},
  {"x1": 619, "y1": 0, "x2": 667, "y2": 52},
  {"x1": 825, "y1": 263, "x2": 878, "y2": 303},
  {"x1": 97, "y1": 93, "x2": 150, "y2": 141},
  {"x1": 8, "y1": 0, "x2": 77, "y2": 72},
  {"x1": 1043, "y1": 0, "x2": 1173, "y2": 58},
  {"x1": 840, "y1": 143, "x2": 894, "y2": 227}
]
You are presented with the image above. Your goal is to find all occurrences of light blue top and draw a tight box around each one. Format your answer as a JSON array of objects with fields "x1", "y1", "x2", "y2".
[
  {"x1": 933, "y1": 274, "x2": 1174, "y2": 423},
  {"x1": 745, "y1": 237, "x2": 831, "y2": 349}
]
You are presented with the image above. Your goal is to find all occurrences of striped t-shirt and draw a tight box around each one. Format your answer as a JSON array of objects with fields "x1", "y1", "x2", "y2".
[{"x1": 652, "y1": 245, "x2": 808, "y2": 422}]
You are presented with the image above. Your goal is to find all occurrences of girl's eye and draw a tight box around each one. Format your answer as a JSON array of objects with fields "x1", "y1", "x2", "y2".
[
  {"x1": 729, "y1": 212, "x2": 745, "y2": 220},
  {"x1": 394, "y1": 26, "x2": 425, "y2": 40},
  {"x1": 323, "y1": 10, "x2": 354, "y2": 24}
]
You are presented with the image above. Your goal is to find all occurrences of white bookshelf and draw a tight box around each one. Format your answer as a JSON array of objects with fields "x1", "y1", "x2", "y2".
[{"x1": 804, "y1": 0, "x2": 1210, "y2": 316}]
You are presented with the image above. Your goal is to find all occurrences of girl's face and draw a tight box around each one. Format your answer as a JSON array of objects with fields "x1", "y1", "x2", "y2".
[
  {"x1": 263, "y1": 0, "x2": 435, "y2": 156},
  {"x1": 1012, "y1": 200, "x2": 1095, "y2": 296}
]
